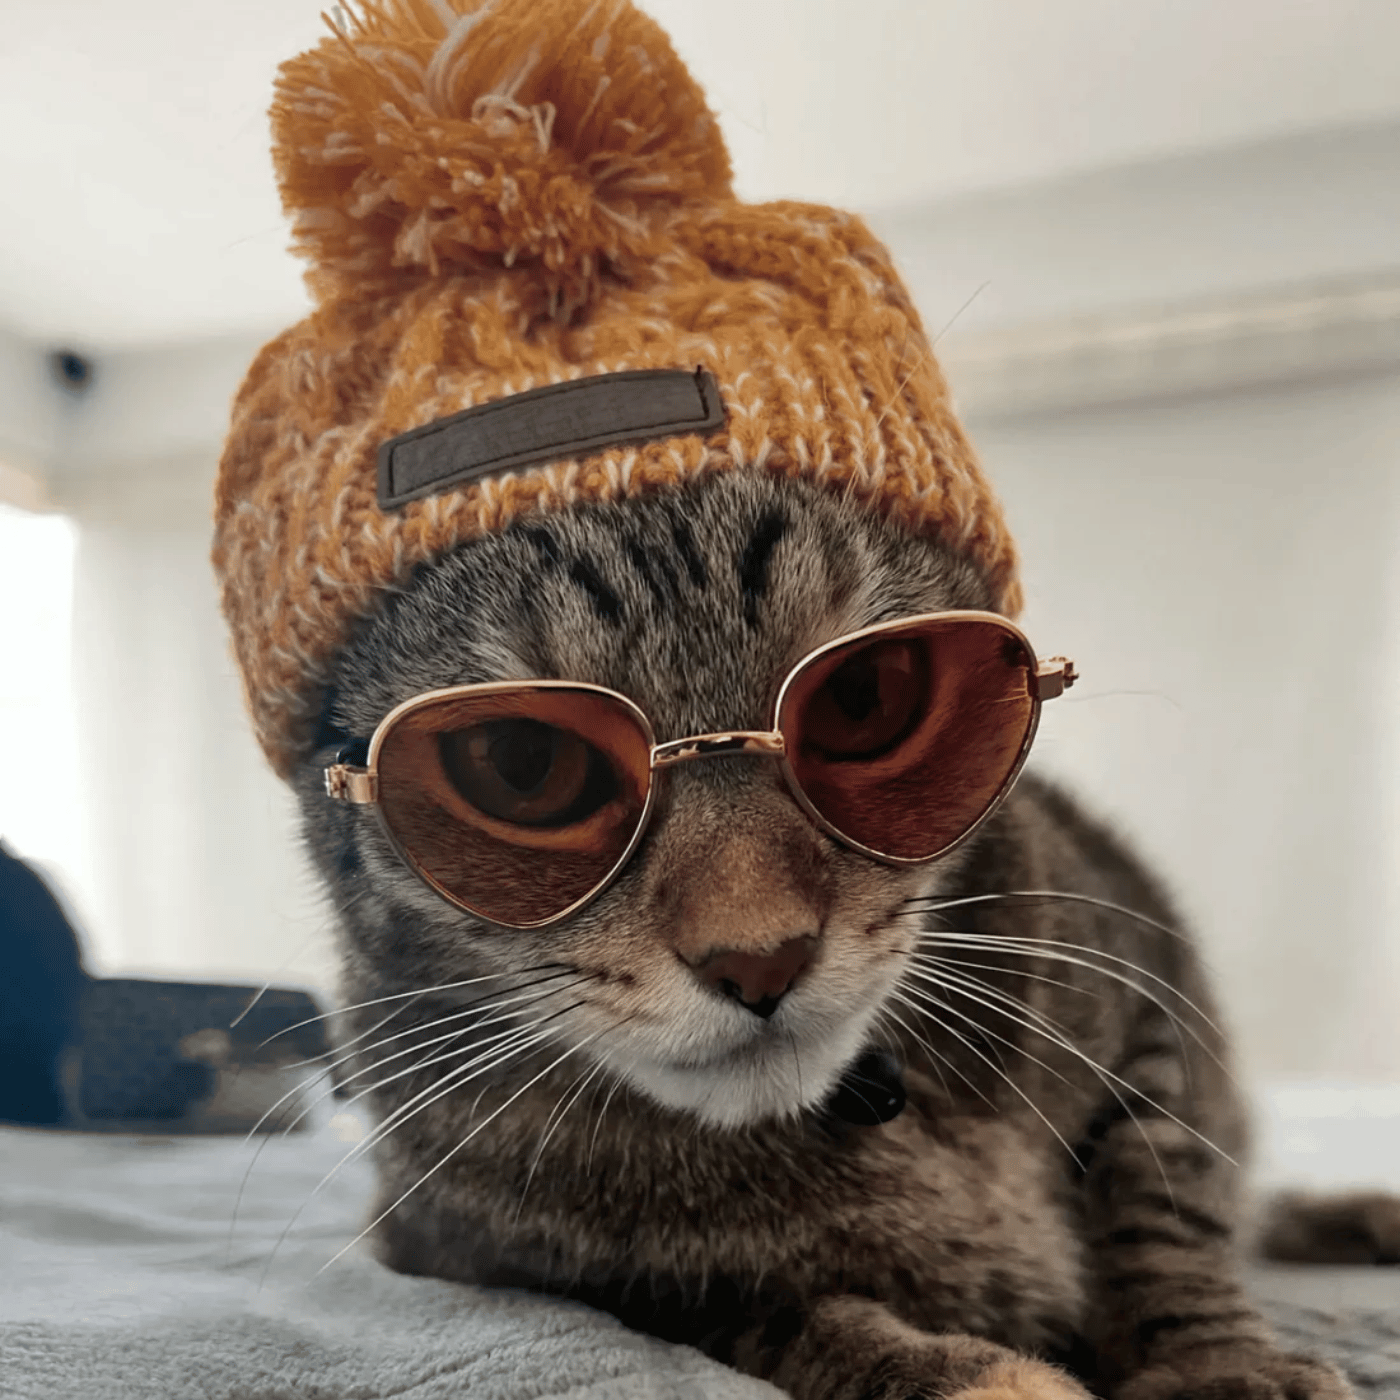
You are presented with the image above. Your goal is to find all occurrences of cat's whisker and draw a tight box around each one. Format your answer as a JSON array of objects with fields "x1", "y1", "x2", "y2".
[
  {"x1": 872, "y1": 350, "x2": 929, "y2": 432},
  {"x1": 899, "y1": 972, "x2": 1159, "y2": 1188},
  {"x1": 908, "y1": 896, "x2": 1218, "y2": 1030},
  {"x1": 259, "y1": 1033, "x2": 550, "y2": 1287},
  {"x1": 252, "y1": 963, "x2": 574, "y2": 1052},
  {"x1": 906, "y1": 965, "x2": 1181, "y2": 1205},
  {"x1": 514, "y1": 1025, "x2": 634, "y2": 1223},
  {"x1": 328, "y1": 1006, "x2": 559, "y2": 1124},
  {"x1": 871, "y1": 1005, "x2": 950, "y2": 1100},
  {"x1": 914, "y1": 919, "x2": 1203, "y2": 1019},
  {"x1": 278, "y1": 997, "x2": 415, "y2": 1075},
  {"x1": 869, "y1": 283, "x2": 989, "y2": 433},
  {"x1": 893, "y1": 988, "x2": 1086, "y2": 1171},
  {"x1": 325, "y1": 977, "x2": 592, "y2": 1100},
  {"x1": 586, "y1": 1073, "x2": 626, "y2": 1174},
  {"x1": 784, "y1": 1027, "x2": 806, "y2": 1110},
  {"x1": 900, "y1": 963, "x2": 1139, "y2": 1153},
  {"x1": 513, "y1": 1060, "x2": 605, "y2": 1224},
  {"x1": 906, "y1": 980, "x2": 1014, "y2": 1075},
  {"x1": 906, "y1": 890, "x2": 1190, "y2": 946},
  {"x1": 918, "y1": 946, "x2": 1226, "y2": 1097},
  {"x1": 913, "y1": 932, "x2": 1196, "y2": 1081},
  {"x1": 883, "y1": 993, "x2": 997, "y2": 1113},
  {"x1": 233, "y1": 994, "x2": 562, "y2": 1261},
  {"x1": 342, "y1": 987, "x2": 596, "y2": 1159},
  {"x1": 900, "y1": 963, "x2": 1077, "y2": 1050},
  {"x1": 578, "y1": 1071, "x2": 614, "y2": 1169},
  {"x1": 259, "y1": 1008, "x2": 582, "y2": 1285},
  {"x1": 247, "y1": 975, "x2": 585, "y2": 1150},
  {"x1": 911, "y1": 924, "x2": 1223, "y2": 1051},
  {"x1": 888, "y1": 987, "x2": 1082, "y2": 1161},
  {"x1": 908, "y1": 958, "x2": 1233, "y2": 1173},
  {"x1": 896, "y1": 977, "x2": 1078, "y2": 1096},
  {"x1": 317, "y1": 1029, "x2": 608, "y2": 1277},
  {"x1": 917, "y1": 953, "x2": 1097, "y2": 1005},
  {"x1": 279, "y1": 967, "x2": 582, "y2": 1073},
  {"x1": 345, "y1": 1004, "x2": 589, "y2": 1167},
  {"x1": 916, "y1": 960, "x2": 1184, "y2": 1203},
  {"x1": 931, "y1": 279, "x2": 991, "y2": 346},
  {"x1": 248, "y1": 976, "x2": 593, "y2": 1192}
]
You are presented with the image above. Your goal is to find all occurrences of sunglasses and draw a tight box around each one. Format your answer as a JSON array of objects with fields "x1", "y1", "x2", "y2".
[{"x1": 324, "y1": 611, "x2": 1076, "y2": 929}]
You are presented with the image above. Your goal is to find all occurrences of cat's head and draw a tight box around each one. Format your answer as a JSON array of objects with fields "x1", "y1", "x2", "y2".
[{"x1": 296, "y1": 473, "x2": 997, "y2": 1128}]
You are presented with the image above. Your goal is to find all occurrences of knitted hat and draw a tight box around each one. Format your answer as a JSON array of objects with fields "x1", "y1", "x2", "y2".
[{"x1": 214, "y1": 0, "x2": 1022, "y2": 780}]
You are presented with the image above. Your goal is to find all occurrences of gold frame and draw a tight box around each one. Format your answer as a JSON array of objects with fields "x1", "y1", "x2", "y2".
[{"x1": 324, "y1": 610, "x2": 1076, "y2": 929}]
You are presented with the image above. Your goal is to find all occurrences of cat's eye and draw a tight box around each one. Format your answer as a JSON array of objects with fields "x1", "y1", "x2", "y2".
[
  {"x1": 439, "y1": 720, "x2": 618, "y2": 828},
  {"x1": 777, "y1": 616, "x2": 1041, "y2": 860},
  {"x1": 366, "y1": 687, "x2": 654, "y2": 926},
  {"x1": 325, "y1": 612, "x2": 1076, "y2": 928},
  {"x1": 796, "y1": 639, "x2": 928, "y2": 762}
]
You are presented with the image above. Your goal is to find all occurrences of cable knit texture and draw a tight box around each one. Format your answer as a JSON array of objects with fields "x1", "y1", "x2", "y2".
[{"x1": 214, "y1": 0, "x2": 1022, "y2": 779}]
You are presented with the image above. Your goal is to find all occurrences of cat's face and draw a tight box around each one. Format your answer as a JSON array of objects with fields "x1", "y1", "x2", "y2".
[{"x1": 299, "y1": 474, "x2": 995, "y2": 1128}]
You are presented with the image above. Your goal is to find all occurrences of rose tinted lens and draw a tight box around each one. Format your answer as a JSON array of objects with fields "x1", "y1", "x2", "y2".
[
  {"x1": 375, "y1": 688, "x2": 652, "y2": 926},
  {"x1": 779, "y1": 618, "x2": 1036, "y2": 860}
]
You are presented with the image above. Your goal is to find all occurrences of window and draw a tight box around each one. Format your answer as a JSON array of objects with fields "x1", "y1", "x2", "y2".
[{"x1": 0, "y1": 502, "x2": 90, "y2": 928}]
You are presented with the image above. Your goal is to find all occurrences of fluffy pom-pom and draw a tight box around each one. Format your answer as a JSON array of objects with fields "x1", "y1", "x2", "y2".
[{"x1": 272, "y1": 0, "x2": 733, "y2": 316}]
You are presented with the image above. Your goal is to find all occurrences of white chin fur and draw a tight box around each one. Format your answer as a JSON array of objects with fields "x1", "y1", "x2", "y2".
[{"x1": 621, "y1": 1003, "x2": 883, "y2": 1130}]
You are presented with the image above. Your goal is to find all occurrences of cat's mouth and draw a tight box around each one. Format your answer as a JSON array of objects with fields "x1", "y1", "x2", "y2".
[
  {"x1": 576, "y1": 926, "x2": 921, "y2": 1128},
  {"x1": 616, "y1": 999, "x2": 886, "y2": 1129}
]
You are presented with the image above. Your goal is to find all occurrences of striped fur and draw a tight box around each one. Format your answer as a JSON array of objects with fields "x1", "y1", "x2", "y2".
[{"x1": 296, "y1": 474, "x2": 1365, "y2": 1399}]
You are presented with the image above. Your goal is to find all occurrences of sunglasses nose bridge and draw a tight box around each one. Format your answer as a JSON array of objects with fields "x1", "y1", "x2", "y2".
[{"x1": 650, "y1": 730, "x2": 785, "y2": 771}]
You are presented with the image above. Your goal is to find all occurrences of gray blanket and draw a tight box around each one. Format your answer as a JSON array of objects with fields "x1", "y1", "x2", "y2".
[{"x1": 2, "y1": 1120, "x2": 1397, "y2": 1400}]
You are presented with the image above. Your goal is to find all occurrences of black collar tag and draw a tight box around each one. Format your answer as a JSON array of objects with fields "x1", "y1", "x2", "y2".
[
  {"x1": 825, "y1": 1048, "x2": 907, "y2": 1126},
  {"x1": 377, "y1": 366, "x2": 726, "y2": 509}
]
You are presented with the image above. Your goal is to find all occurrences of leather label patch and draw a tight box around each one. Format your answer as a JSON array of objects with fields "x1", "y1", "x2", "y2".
[{"x1": 377, "y1": 366, "x2": 726, "y2": 509}]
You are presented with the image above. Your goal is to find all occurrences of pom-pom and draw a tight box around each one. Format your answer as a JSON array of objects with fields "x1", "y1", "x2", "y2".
[{"x1": 272, "y1": 0, "x2": 733, "y2": 317}]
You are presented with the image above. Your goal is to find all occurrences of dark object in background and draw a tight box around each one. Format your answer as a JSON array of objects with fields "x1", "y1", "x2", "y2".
[
  {"x1": 1261, "y1": 1190, "x2": 1400, "y2": 1266},
  {"x1": 50, "y1": 348, "x2": 94, "y2": 394},
  {"x1": 0, "y1": 841, "x2": 90, "y2": 1126},
  {"x1": 66, "y1": 979, "x2": 330, "y2": 1133},
  {"x1": 0, "y1": 840, "x2": 332, "y2": 1134}
]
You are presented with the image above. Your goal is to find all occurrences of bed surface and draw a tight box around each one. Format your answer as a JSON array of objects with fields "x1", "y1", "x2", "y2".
[{"x1": 3, "y1": 1088, "x2": 1399, "y2": 1400}]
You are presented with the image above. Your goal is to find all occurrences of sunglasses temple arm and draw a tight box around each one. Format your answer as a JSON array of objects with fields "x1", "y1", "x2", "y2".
[
  {"x1": 324, "y1": 765, "x2": 378, "y2": 803},
  {"x1": 1034, "y1": 657, "x2": 1078, "y2": 702}
]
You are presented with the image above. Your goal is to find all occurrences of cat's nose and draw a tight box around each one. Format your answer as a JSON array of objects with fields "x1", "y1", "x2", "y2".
[{"x1": 695, "y1": 936, "x2": 815, "y2": 1019}]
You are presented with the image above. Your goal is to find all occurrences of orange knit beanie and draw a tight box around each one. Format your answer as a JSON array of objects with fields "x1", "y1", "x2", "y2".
[{"x1": 214, "y1": 0, "x2": 1022, "y2": 780}]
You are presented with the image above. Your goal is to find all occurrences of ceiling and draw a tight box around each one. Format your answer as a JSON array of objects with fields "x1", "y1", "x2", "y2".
[{"x1": 3, "y1": 0, "x2": 1398, "y2": 350}]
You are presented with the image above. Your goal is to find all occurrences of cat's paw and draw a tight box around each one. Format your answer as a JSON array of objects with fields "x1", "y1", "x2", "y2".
[
  {"x1": 764, "y1": 1299, "x2": 1093, "y2": 1400},
  {"x1": 944, "y1": 1357, "x2": 1096, "y2": 1400},
  {"x1": 1117, "y1": 1350, "x2": 1352, "y2": 1400}
]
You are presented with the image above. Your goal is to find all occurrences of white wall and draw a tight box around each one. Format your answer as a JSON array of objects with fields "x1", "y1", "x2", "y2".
[
  {"x1": 969, "y1": 370, "x2": 1400, "y2": 1084},
  {"x1": 0, "y1": 324, "x2": 61, "y2": 479},
  {"x1": 872, "y1": 120, "x2": 1400, "y2": 339}
]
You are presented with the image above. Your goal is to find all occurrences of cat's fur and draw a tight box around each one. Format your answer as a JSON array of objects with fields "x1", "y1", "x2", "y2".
[{"x1": 296, "y1": 472, "x2": 1372, "y2": 1399}]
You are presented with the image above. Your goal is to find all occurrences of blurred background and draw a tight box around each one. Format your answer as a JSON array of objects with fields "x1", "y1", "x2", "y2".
[{"x1": 0, "y1": 0, "x2": 1397, "y2": 1092}]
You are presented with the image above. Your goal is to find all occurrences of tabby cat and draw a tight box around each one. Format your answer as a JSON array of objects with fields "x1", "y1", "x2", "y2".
[{"x1": 294, "y1": 470, "x2": 1382, "y2": 1399}]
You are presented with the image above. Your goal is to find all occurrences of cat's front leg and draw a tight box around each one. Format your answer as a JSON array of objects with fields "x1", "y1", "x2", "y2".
[
  {"x1": 732, "y1": 1294, "x2": 1092, "y2": 1400},
  {"x1": 1081, "y1": 1031, "x2": 1353, "y2": 1399}
]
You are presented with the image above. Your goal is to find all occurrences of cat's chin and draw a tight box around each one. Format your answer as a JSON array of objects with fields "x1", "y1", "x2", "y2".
[{"x1": 618, "y1": 1009, "x2": 881, "y2": 1130}]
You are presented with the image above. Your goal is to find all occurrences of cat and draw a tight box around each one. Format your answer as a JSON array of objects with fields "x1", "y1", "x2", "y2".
[{"x1": 291, "y1": 469, "x2": 1390, "y2": 1399}]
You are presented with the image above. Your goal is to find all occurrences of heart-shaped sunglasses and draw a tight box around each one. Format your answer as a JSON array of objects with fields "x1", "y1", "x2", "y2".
[{"x1": 324, "y1": 611, "x2": 1076, "y2": 929}]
